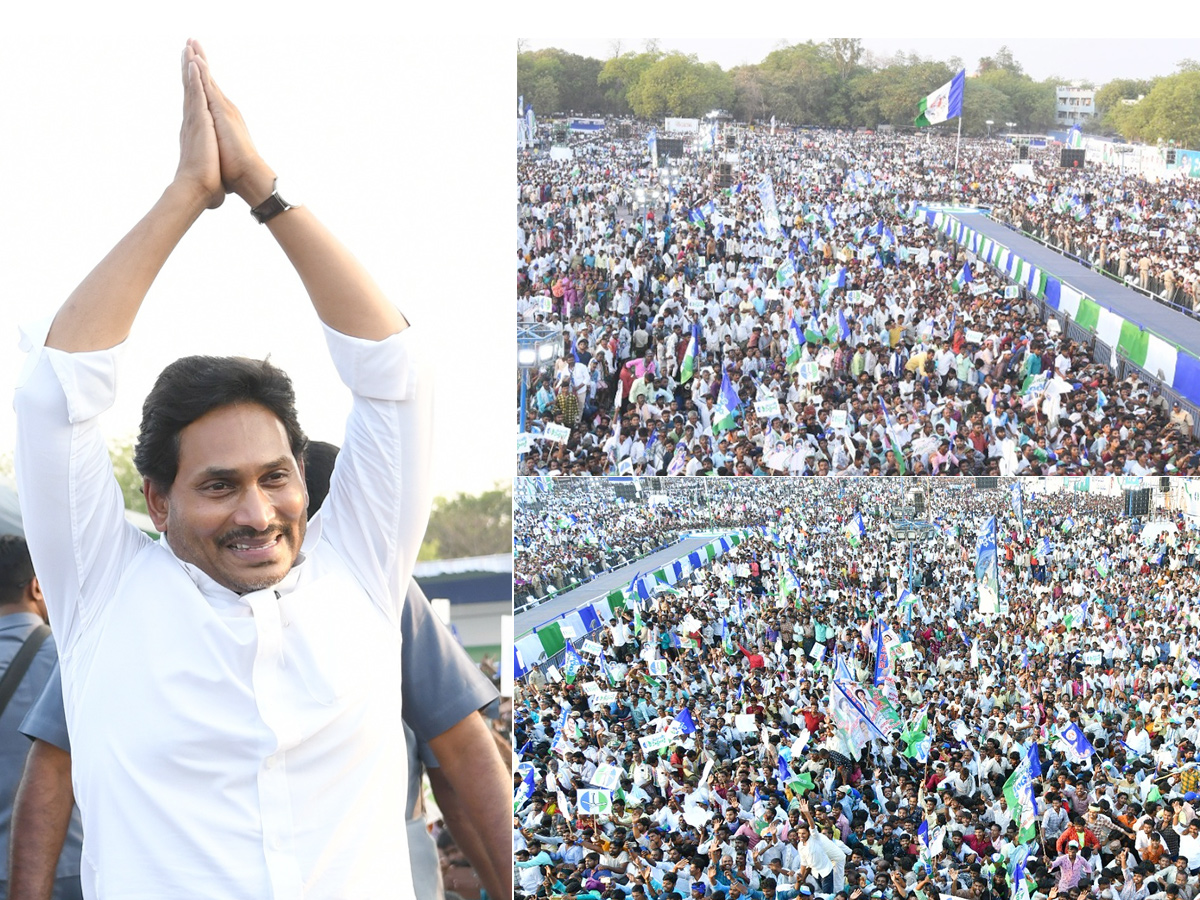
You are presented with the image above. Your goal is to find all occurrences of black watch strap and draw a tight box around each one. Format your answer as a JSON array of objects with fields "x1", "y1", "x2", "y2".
[{"x1": 250, "y1": 179, "x2": 296, "y2": 224}]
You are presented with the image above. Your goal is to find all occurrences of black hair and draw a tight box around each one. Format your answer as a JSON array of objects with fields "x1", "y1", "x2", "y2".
[
  {"x1": 134, "y1": 356, "x2": 308, "y2": 491},
  {"x1": 304, "y1": 441, "x2": 340, "y2": 519},
  {"x1": 0, "y1": 535, "x2": 34, "y2": 606}
]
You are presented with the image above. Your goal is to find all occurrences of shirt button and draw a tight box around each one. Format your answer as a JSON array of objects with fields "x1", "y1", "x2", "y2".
[
  {"x1": 270, "y1": 837, "x2": 282, "y2": 851},
  {"x1": 266, "y1": 755, "x2": 278, "y2": 769}
]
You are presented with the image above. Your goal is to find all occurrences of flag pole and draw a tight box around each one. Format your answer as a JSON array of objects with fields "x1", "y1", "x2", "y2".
[{"x1": 954, "y1": 115, "x2": 962, "y2": 179}]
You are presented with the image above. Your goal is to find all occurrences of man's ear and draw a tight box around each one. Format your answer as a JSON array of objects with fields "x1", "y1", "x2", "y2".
[
  {"x1": 145, "y1": 477, "x2": 170, "y2": 532},
  {"x1": 296, "y1": 454, "x2": 309, "y2": 512}
]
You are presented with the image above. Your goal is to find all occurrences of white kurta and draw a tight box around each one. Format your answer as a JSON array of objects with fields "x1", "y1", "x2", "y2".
[{"x1": 15, "y1": 323, "x2": 432, "y2": 899}]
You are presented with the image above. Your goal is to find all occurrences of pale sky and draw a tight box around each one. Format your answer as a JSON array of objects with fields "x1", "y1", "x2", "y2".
[
  {"x1": 525, "y1": 37, "x2": 1196, "y2": 86},
  {"x1": 0, "y1": 7, "x2": 509, "y2": 500}
]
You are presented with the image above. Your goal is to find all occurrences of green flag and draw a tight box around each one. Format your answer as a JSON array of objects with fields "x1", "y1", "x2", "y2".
[
  {"x1": 680, "y1": 333, "x2": 698, "y2": 383},
  {"x1": 787, "y1": 772, "x2": 815, "y2": 795},
  {"x1": 901, "y1": 710, "x2": 930, "y2": 760},
  {"x1": 1002, "y1": 760, "x2": 1039, "y2": 843}
]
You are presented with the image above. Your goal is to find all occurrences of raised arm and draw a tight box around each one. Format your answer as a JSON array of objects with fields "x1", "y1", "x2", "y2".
[
  {"x1": 46, "y1": 43, "x2": 224, "y2": 352},
  {"x1": 189, "y1": 39, "x2": 406, "y2": 341}
]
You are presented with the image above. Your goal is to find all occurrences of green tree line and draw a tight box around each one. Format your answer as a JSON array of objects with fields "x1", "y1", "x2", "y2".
[{"x1": 517, "y1": 41, "x2": 1200, "y2": 143}]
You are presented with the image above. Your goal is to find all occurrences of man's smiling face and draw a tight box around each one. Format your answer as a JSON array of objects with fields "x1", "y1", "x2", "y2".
[{"x1": 146, "y1": 402, "x2": 307, "y2": 593}]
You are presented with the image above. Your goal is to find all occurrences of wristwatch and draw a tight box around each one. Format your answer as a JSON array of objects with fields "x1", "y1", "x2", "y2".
[{"x1": 250, "y1": 178, "x2": 300, "y2": 224}]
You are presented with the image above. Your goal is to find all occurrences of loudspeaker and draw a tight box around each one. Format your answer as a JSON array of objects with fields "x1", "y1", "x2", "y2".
[
  {"x1": 617, "y1": 123, "x2": 632, "y2": 139},
  {"x1": 1018, "y1": 145, "x2": 1030, "y2": 160},
  {"x1": 1167, "y1": 150, "x2": 1177, "y2": 165},
  {"x1": 613, "y1": 483, "x2": 639, "y2": 501},
  {"x1": 1060, "y1": 148, "x2": 1085, "y2": 169},
  {"x1": 717, "y1": 162, "x2": 733, "y2": 188},
  {"x1": 975, "y1": 477, "x2": 999, "y2": 489},
  {"x1": 1124, "y1": 488, "x2": 1151, "y2": 517},
  {"x1": 1161, "y1": 476, "x2": 1172, "y2": 491},
  {"x1": 658, "y1": 138, "x2": 685, "y2": 159},
  {"x1": 725, "y1": 134, "x2": 736, "y2": 150}
]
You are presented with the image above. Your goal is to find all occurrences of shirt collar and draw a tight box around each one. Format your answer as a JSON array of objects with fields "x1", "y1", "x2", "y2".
[{"x1": 0, "y1": 610, "x2": 48, "y2": 631}]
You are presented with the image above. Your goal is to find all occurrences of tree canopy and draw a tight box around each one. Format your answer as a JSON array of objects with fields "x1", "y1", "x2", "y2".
[{"x1": 517, "y1": 42, "x2": 1200, "y2": 143}]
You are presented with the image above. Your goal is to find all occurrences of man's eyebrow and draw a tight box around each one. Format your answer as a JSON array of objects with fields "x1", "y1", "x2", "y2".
[{"x1": 198, "y1": 457, "x2": 293, "y2": 480}]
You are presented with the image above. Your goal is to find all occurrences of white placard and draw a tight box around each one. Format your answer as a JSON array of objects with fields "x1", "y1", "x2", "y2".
[
  {"x1": 809, "y1": 643, "x2": 826, "y2": 660},
  {"x1": 715, "y1": 598, "x2": 730, "y2": 609},
  {"x1": 546, "y1": 665, "x2": 562, "y2": 683},
  {"x1": 639, "y1": 732, "x2": 673, "y2": 754},
  {"x1": 581, "y1": 681, "x2": 601, "y2": 695},
  {"x1": 516, "y1": 433, "x2": 531, "y2": 455},
  {"x1": 591, "y1": 763, "x2": 625, "y2": 791},
  {"x1": 543, "y1": 423, "x2": 571, "y2": 444},
  {"x1": 688, "y1": 298, "x2": 706, "y2": 311},
  {"x1": 895, "y1": 641, "x2": 915, "y2": 660},
  {"x1": 734, "y1": 714, "x2": 758, "y2": 733},
  {"x1": 1004, "y1": 286, "x2": 1021, "y2": 299},
  {"x1": 831, "y1": 410, "x2": 847, "y2": 429},
  {"x1": 541, "y1": 295, "x2": 555, "y2": 312},
  {"x1": 1083, "y1": 651, "x2": 1103, "y2": 667},
  {"x1": 560, "y1": 623, "x2": 577, "y2": 639},
  {"x1": 797, "y1": 361, "x2": 821, "y2": 383},
  {"x1": 581, "y1": 640, "x2": 604, "y2": 656},
  {"x1": 592, "y1": 690, "x2": 619, "y2": 705},
  {"x1": 971, "y1": 282, "x2": 990, "y2": 296},
  {"x1": 965, "y1": 329, "x2": 985, "y2": 344},
  {"x1": 755, "y1": 397, "x2": 781, "y2": 418},
  {"x1": 618, "y1": 458, "x2": 634, "y2": 475},
  {"x1": 649, "y1": 659, "x2": 668, "y2": 676}
]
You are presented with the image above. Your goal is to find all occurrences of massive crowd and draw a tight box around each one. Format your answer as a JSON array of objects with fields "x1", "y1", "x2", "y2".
[
  {"x1": 514, "y1": 480, "x2": 684, "y2": 605},
  {"x1": 517, "y1": 130, "x2": 1200, "y2": 478},
  {"x1": 513, "y1": 477, "x2": 1200, "y2": 900}
]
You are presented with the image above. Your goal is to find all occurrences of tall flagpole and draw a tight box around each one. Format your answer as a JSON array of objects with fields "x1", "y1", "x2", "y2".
[{"x1": 954, "y1": 115, "x2": 962, "y2": 178}]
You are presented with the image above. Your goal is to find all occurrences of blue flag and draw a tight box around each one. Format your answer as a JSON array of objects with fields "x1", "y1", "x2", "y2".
[
  {"x1": 1057, "y1": 721, "x2": 1095, "y2": 763},
  {"x1": 563, "y1": 642, "x2": 587, "y2": 684},
  {"x1": 1028, "y1": 742, "x2": 1042, "y2": 778},
  {"x1": 673, "y1": 708, "x2": 697, "y2": 735},
  {"x1": 514, "y1": 766, "x2": 536, "y2": 809},
  {"x1": 838, "y1": 309, "x2": 852, "y2": 342}
]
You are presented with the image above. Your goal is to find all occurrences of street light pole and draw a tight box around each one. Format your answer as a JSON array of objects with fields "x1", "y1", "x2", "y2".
[{"x1": 986, "y1": 119, "x2": 994, "y2": 139}]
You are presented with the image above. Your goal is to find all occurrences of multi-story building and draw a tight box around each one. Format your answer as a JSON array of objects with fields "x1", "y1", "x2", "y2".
[{"x1": 1056, "y1": 85, "x2": 1096, "y2": 123}]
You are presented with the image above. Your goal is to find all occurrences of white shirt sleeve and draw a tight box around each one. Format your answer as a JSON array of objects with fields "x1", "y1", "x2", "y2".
[
  {"x1": 314, "y1": 324, "x2": 432, "y2": 625},
  {"x1": 14, "y1": 341, "x2": 151, "y2": 654}
]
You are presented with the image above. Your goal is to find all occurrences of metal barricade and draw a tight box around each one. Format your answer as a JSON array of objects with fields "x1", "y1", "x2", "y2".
[{"x1": 1114, "y1": 353, "x2": 1200, "y2": 440}]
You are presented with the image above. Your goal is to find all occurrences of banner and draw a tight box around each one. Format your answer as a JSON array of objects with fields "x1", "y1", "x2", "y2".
[
  {"x1": 976, "y1": 515, "x2": 999, "y2": 614},
  {"x1": 757, "y1": 173, "x2": 782, "y2": 239},
  {"x1": 638, "y1": 732, "x2": 672, "y2": 754},
  {"x1": 828, "y1": 679, "x2": 890, "y2": 760}
]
